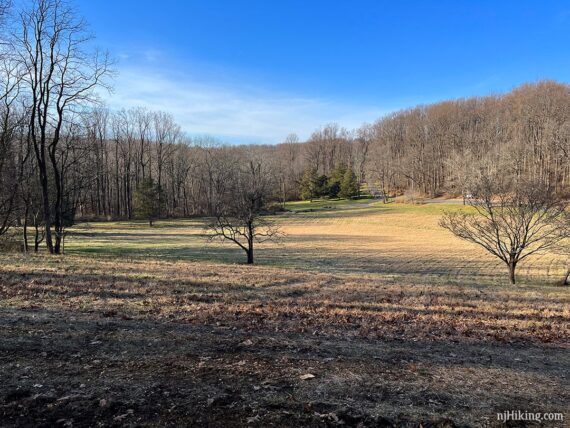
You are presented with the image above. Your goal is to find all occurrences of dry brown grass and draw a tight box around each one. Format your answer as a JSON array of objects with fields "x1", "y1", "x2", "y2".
[
  {"x1": 0, "y1": 252, "x2": 569, "y2": 427},
  {"x1": 275, "y1": 204, "x2": 567, "y2": 283},
  {"x1": 0, "y1": 203, "x2": 569, "y2": 426},
  {"x1": 1, "y1": 255, "x2": 568, "y2": 344},
  {"x1": 66, "y1": 202, "x2": 568, "y2": 285}
]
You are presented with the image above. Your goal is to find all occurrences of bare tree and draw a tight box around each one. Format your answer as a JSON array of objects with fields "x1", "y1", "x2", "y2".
[
  {"x1": 275, "y1": 133, "x2": 300, "y2": 206},
  {"x1": 134, "y1": 107, "x2": 151, "y2": 182},
  {"x1": 153, "y1": 111, "x2": 179, "y2": 215},
  {"x1": 354, "y1": 123, "x2": 372, "y2": 185},
  {"x1": 440, "y1": 176, "x2": 569, "y2": 284},
  {"x1": 0, "y1": 55, "x2": 24, "y2": 237},
  {"x1": 445, "y1": 148, "x2": 479, "y2": 204},
  {"x1": 14, "y1": 0, "x2": 111, "y2": 253},
  {"x1": 84, "y1": 107, "x2": 111, "y2": 217},
  {"x1": 208, "y1": 156, "x2": 282, "y2": 264}
]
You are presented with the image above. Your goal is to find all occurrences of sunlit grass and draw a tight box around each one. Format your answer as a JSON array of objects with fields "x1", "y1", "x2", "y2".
[{"x1": 59, "y1": 202, "x2": 567, "y2": 286}]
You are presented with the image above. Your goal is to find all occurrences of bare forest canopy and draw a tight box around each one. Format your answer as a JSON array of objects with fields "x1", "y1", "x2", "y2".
[
  {"x1": 4, "y1": 81, "x2": 568, "y2": 219},
  {"x1": 0, "y1": 2, "x2": 569, "y2": 250}
]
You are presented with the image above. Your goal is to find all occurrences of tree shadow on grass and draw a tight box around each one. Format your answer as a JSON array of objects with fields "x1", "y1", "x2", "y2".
[{"x1": 64, "y1": 237, "x2": 564, "y2": 287}]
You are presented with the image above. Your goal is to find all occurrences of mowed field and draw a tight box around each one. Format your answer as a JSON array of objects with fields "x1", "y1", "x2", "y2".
[
  {"x1": 0, "y1": 201, "x2": 569, "y2": 427},
  {"x1": 68, "y1": 200, "x2": 566, "y2": 284}
]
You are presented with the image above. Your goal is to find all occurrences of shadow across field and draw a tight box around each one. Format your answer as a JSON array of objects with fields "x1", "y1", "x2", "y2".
[
  {"x1": 69, "y1": 228, "x2": 483, "y2": 276},
  {"x1": 66, "y1": 207, "x2": 566, "y2": 286}
]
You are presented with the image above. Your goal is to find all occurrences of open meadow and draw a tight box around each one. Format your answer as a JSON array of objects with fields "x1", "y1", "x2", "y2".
[
  {"x1": 68, "y1": 200, "x2": 567, "y2": 285},
  {"x1": 1, "y1": 202, "x2": 569, "y2": 427}
]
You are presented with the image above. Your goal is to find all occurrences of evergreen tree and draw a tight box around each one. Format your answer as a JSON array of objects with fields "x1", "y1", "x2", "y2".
[
  {"x1": 299, "y1": 168, "x2": 319, "y2": 201},
  {"x1": 315, "y1": 174, "x2": 329, "y2": 198},
  {"x1": 339, "y1": 168, "x2": 359, "y2": 199},
  {"x1": 328, "y1": 163, "x2": 347, "y2": 198},
  {"x1": 134, "y1": 178, "x2": 163, "y2": 226}
]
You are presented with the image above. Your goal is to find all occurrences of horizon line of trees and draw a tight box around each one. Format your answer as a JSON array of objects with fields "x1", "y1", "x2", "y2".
[
  {"x1": 1, "y1": 1, "x2": 569, "y2": 258},
  {"x1": 77, "y1": 79, "x2": 570, "y2": 221}
]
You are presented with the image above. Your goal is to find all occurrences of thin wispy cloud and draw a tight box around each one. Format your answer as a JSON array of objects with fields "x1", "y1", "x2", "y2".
[
  {"x1": 143, "y1": 49, "x2": 162, "y2": 62},
  {"x1": 103, "y1": 65, "x2": 387, "y2": 144}
]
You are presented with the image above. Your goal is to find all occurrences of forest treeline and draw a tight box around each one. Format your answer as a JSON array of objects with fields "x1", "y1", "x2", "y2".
[
  {"x1": 1, "y1": 1, "x2": 569, "y2": 253},
  {"x1": 45, "y1": 80, "x2": 568, "y2": 218}
]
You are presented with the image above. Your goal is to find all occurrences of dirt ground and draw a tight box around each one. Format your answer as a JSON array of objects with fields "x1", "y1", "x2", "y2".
[{"x1": 0, "y1": 255, "x2": 568, "y2": 427}]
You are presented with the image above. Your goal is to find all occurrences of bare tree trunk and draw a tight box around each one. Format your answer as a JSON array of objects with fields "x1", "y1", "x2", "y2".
[
  {"x1": 49, "y1": 142, "x2": 64, "y2": 254},
  {"x1": 39, "y1": 166, "x2": 54, "y2": 254},
  {"x1": 246, "y1": 244, "x2": 254, "y2": 264},
  {"x1": 508, "y1": 261, "x2": 517, "y2": 285},
  {"x1": 54, "y1": 230, "x2": 62, "y2": 254},
  {"x1": 115, "y1": 144, "x2": 120, "y2": 216},
  {"x1": 247, "y1": 223, "x2": 254, "y2": 264},
  {"x1": 34, "y1": 219, "x2": 41, "y2": 253},
  {"x1": 22, "y1": 204, "x2": 29, "y2": 253}
]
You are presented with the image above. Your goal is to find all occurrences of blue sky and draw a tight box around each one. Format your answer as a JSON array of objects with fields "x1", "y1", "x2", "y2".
[{"x1": 76, "y1": 0, "x2": 570, "y2": 144}]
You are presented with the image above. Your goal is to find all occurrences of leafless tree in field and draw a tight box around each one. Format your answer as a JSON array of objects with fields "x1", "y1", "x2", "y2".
[
  {"x1": 207, "y1": 156, "x2": 282, "y2": 264},
  {"x1": 14, "y1": 0, "x2": 111, "y2": 253},
  {"x1": 440, "y1": 176, "x2": 569, "y2": 284}
]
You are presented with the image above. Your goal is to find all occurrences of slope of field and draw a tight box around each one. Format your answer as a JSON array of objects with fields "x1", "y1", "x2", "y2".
[
  {"x1": 66, "y1": 201, "x2": 567, "y2": 285},
  {"x1": 0, "y1": 202, "x2": 568, "y2": 426}
]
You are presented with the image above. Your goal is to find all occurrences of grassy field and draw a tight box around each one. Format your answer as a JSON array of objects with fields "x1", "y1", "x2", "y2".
[
  {"x1": 66, "y1": 200, "x2": 566, "y2": 285},
  {"x1": 1, "y1": 202, "x2": 569, "y2": 426}
]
